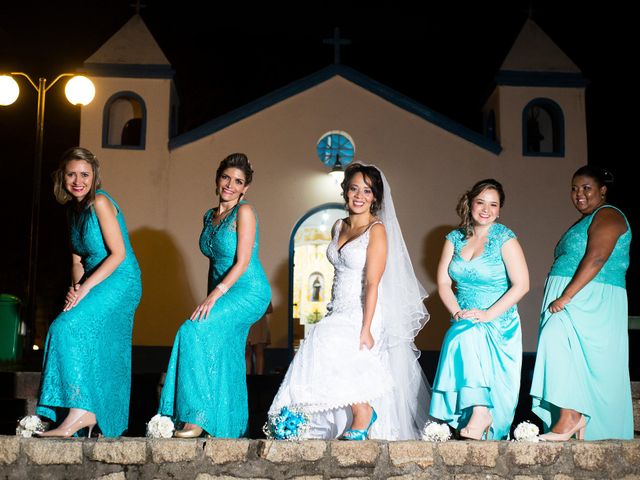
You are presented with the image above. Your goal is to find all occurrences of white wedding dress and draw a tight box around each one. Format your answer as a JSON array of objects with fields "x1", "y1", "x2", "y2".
[{"x1": 269, "y1": 217, "x2": 431, "y2": 440}]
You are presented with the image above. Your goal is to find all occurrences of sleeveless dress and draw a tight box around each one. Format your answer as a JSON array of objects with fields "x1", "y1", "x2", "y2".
[
  {"x1": 37, "y1": 190, "x2": 142, "y2": 437},
  {"x1": 269, "y1": 220, "x2": 396, "y2": 439},
  {"x1": 429, "y1": 223, "x2": 522, "y2": 440},
  {"x1": 530, "y1": 205, "x2": 633, "y2": 440},
  {"x1": 159, "y1": 202, "x2": 271, "y2": 437}
]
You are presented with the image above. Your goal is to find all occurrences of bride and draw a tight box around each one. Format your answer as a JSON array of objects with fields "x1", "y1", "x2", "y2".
[{"x1": 269, "y1": 163, "x2": 430, "y2": 440}]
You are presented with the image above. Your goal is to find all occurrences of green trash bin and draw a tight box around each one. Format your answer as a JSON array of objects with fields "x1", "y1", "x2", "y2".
[{"x1": 0, "y1": 294, "x2": 23, "y2": 362}]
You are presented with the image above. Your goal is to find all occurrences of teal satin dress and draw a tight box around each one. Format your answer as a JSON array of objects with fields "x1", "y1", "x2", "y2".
[
  {"x1": 430, "y1": 224, "x2": 522, "y2": 440},
  {"x1": 531, "y1": 205, "x2": 633, "y2": 440},
  {"x1": 159, "y1": 203, "x2": 271, "y2": 437},
  {"x1": 37, "y1": 191, "x2": 142, "y2": 437}
]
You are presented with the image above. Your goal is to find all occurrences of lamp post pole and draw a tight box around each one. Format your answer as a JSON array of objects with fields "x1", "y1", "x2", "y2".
[{"x1": 8, "y1": 72, "x2": 78, "y2": 351}]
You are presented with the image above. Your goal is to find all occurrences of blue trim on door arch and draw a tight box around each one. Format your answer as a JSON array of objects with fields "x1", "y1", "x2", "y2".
[{"x1": 287, "y1": 202, "x2": 344, "y2": 359}]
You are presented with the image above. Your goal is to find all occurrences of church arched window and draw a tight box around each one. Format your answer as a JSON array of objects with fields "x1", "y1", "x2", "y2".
[
  {"x1": 102, "y1": 91, "x2": 147, "y2": 149},
  {"x1": 522, "y1": 98, "x2": 564, "y2": 157}
]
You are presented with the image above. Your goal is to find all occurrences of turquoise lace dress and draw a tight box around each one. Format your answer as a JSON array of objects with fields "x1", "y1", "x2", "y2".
[
  {"x1": 37, "y1": 190, "x2": 142, "y2": 437},
  {"x1": 429, "y1": 223, "x2": 522, "y2": 440},
  {"x1": 159, "y1": 203, "x2": 271, "y2": 437},
  {"x1": 531, "y1": 205, "x2": 633, "y2": 439}
]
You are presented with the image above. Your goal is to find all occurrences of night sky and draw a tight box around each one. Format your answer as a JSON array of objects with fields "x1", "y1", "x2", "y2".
[{"x1": 1, "y1": 2, "x2": 637, "y2": 317}]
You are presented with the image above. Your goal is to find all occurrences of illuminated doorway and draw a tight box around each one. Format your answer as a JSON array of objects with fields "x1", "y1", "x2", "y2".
[{"x1": 288, "y1": 203, "x2": 344, "y2": 356}]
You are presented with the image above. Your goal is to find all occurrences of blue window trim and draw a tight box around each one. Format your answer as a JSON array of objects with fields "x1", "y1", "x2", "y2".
[
  {"x1": 522, "y1": 98, "x2": 565, "y2": 157},
  {"x1": 102, "y1": 91, "x2": 147, "y2": 150},
  {"x1": 288, "y1": 203, "x2": 344, "y2": 359}
]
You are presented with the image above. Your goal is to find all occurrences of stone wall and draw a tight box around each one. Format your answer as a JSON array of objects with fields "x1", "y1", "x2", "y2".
[{"x1": 1, "y1": 437, "x2": 639, "y2": 479}]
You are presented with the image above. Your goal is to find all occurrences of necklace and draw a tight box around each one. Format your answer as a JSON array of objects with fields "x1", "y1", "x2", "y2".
[{"x1": 213, "y1": 202, "x2": 238, "y2": 224}]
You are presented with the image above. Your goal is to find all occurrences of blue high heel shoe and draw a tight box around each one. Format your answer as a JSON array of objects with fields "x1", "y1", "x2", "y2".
[{"x1": 340, "y1": 408, "x2": 377, "y2": 440}]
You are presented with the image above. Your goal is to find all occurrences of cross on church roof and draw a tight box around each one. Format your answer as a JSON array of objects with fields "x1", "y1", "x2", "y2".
[
  {"x1": 323, "y1": 27, "x2": 351, "y2": 65},
  {"x1": 130, "y1": 0, "x2": 147, "y2": 14}
]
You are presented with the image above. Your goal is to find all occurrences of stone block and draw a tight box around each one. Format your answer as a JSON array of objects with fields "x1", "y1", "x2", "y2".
[
  {"x1": 467, "y1": 441, "x2": 499, "y2": 467},
  {"x1": 514, "y1": 476, "x2": 544, "y2": 480},
  {"x1": 90, "y1": 439, "x2": 146, "y2": 464},
  {"x1": 623, "y1": 441, "x2": 640, "y2": 465},
  {"x1": 95, "y1": 473, "x2": 126, "y2": 480},
  {"x1": 260, "y1": 440, "x2": 326, "y2": 463},
  {"x1": 553, "y1": 476, "x2": 574, "y2": 480},
  {"x1": 330, "y1": 440, "x2": 379, "y2": 466},
  {"x1": 453, "y1": 475, "x2": 504, "y2": 480},
  {"x1": 388, "y1": 441, "x2": 434, "y2": 468},
  {"x1": 23, "y1": 439, "x2": 83, "y2": 464},
  {"x1": 151, "y1": 438, "x2": 198, "y2": 462},
  {"x1": 205, "y1": 439, "x2": 250, "y2": 464},
  {"x1": 0, "y1": 437, "x2": 19, "y2": 465},
  {"x1": 437, "y1": 442, "x2": 468, "y2": 466},
  {"x1": 507, "y1": 441, "x2": 564, "y2": 466},
  {"x1": 292, "y1": 477, "x2": 324, "y2": 480},
  {"x1": 634, "y1": 399, "x2": 640, "y2": 432},
  {"x1": 571, "y1": 443, "x2": 610, "y2": 471},
  {"x1": 196, "y1": 476, "x2": 268, "y2": 480}
]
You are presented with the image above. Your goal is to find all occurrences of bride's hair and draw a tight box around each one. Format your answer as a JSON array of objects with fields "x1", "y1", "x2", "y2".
[
  {"x1": 340, "y1": 163, "x2": 384, "y2": 214},
  {"x1": 456, "y1": 178, "x2": 505, "y2": 238}
]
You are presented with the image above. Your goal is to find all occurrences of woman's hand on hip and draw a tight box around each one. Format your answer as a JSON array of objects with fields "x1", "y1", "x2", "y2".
[{"x1": 359, "y1": 328, "x2": 375, "y2": 350}]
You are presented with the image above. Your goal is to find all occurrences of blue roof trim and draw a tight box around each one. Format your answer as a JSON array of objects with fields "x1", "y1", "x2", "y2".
[
  {"x1": 81, "y1": 63, "x2": 175, "y2": 79},
  {"x1": 495, "y1": 70, "x2": 589, "y2": 88},
  {"x1": 169, "y1": 64, "x2": 502, "y2": 154}
]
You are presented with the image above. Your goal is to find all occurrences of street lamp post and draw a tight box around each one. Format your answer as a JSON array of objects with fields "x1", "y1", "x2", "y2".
[{"x1": 0, "y1": 72, "x2": 95, "y2": 352}]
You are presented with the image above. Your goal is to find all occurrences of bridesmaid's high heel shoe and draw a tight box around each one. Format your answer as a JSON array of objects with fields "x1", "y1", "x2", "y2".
[
  {"x1": 340, "y1": 409, "x2": 377, "y2": 441},
  {"x1": 459, "y1": 411, "x2": 492, "y2": 441},
  {"x1": 36, "y1": 412, "x2": 96, "y2": 438},
  {"x1": 539, "y1": 415, "x2": 586, "y2": 442},
  {"x1": 175, "y1": 424, "x2": 204, "y2": 438}
]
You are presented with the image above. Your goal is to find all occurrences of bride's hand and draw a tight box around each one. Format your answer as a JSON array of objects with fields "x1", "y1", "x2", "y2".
[{"x1": 359, "y1": 329, "x2": 375, "y2": 350}]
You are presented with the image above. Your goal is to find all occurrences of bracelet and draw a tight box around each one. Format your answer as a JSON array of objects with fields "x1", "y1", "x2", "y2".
[{"x1": 216, "y1": 283, "x2": 229, "y2": 294}]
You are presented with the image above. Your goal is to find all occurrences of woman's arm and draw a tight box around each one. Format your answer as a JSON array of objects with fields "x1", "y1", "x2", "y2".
[
  {"x1": 548, "y1": 208, "x2": 627, "y2": 313},
  {"x1": 64, "y1": 253, "x2": 85, "y2": 307},
  {"x1": 360, "y1": 223, "x2": 387, "y2": 349},
  {"x1": 191, "y1": 204, "x2": 257, "y2": 321},
  {"x1": 436, "y1": 240, "x2": 464, "y2": 320},
  {"x1": 64, "y1": 194, "x2": 126, "y2": 310},
  {"x1": 463, "y1": 238, "x2": 529, "y2": 322}
]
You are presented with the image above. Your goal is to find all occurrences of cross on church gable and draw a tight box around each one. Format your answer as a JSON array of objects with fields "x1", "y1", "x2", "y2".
[{"x1": 323, "y1": 27, "x2": 351, "y2": 64}]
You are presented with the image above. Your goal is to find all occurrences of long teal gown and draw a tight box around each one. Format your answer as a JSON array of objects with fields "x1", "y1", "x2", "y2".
[
  {"x1": 159, "y1": 202, "x2": 271, "y2": 437},
  {"x1": 429, "y1": 223, "x2": 522, "y2": 440},
  {"x1": 37, "y1": 190, "x2": 142, "y2": 437},
  {"x1": 531, "y1": 205, "x2": 633, "y2": 440}
]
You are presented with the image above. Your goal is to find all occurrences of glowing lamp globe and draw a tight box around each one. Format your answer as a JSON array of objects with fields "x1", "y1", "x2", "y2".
[
  {"x1": 0, "y1": 75, "x2": 20, "y2": 106},
  {"x1": 65, "y1": 76, "x2": 95, "y2": 106}
]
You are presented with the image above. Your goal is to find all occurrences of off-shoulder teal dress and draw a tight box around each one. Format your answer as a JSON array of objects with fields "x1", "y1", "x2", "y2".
[
  {"x1": 37, "y1": 190, "x2": 142, "y2": 437},
  {"x1": 531, "y1": 205, "x2": 633, "y2": 439},
  {"x1": 159, "y1": 202, "x2": 271, "y2": 437},
  {"x1": 430, "y1": 224, "x2": 522, "y2": 440}
]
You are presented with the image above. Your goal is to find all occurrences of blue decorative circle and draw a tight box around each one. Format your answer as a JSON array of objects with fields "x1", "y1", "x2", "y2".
[{"x1": 316, "y1": 131, "x2": 355, "y2": 167}]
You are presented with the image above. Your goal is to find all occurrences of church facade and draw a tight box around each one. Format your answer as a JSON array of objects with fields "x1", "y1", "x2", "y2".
[{"x1": 78, "y1": 16, "x2": 588, "y2": 351}]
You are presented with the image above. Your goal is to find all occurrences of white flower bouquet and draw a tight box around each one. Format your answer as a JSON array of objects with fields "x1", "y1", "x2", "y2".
[
  {"x1": 513, "y1": 421, "x2": 540, "y2": 442},
  {"x1": 421, "y1": 421, "x2": 452, "y2": 442},
  {"x1": 146, "y1": 414, "x2": 175, "y2": 438},
  {"x1": 16, "y1": 415, "x2": 46, "y2": 437}
]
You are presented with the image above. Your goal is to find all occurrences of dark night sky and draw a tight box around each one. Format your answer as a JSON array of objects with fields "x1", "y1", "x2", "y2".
[{"x1": 0, "y1": 2, "x2": 637, "y2": 315}]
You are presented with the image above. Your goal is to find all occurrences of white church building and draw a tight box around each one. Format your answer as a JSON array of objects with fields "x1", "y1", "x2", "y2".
[{"x1": 77, "y1": 15, "x2": 588, "y2": 353}]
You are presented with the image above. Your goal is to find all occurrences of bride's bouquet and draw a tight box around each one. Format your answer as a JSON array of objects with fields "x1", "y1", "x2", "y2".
[{"x1": 263, "y1": 407, "x2": 310, "y2": 441}]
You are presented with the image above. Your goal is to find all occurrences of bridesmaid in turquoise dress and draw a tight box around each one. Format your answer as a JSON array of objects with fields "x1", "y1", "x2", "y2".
[
  {"x1": 430, "y1": 179, "x2": 529, "y2": 440},
  {"x1": 531, "y1": 166, "x2": 633, "y2": 440},
  {"x1": 37, "y1": 147, "x2": 141, "y2": 437},
  {"x1": 159, "y1": 153, "x2": 271, "y2": 438}
]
